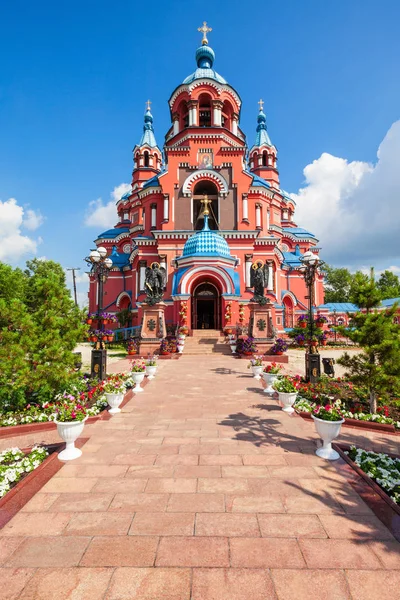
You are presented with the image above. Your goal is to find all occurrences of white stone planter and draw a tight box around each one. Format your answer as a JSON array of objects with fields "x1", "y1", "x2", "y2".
[
  {"x1": 277, "y1": 392, "x2": 298, "y2": 413},
  {"x1": 231, "y1": 344, "x2": 237, "y2": 353},
  {"x1": 55, "y1": 417, "x2": 87, "y2": 461},
  {"x1": 312, "y1": 415, "x2": 344, "y2": 460},
  {"x1": 228, "y1": 334, "x2": 235, "y2": 340},
  {"x1": 251, "y1": 365, "x2": 263, "y2": 380},
  {"x1": 178, "y1": 335, "x2": 185, "y2": 343},
  {"x1": 145, "y1": 365, "x2": 157, "y2": 379},
  {"x1": 177, "y1": 344, "x2": 184, "y2": 353},
  {"x1": 262, "y1": 372, "x2": 278, "y2": 394},
  {"x1": 132, "y1": 371, "x2": 145, "y2": 393},
  {"x1": 105, "y1": 392, "x2": 124, "y2": 415}
]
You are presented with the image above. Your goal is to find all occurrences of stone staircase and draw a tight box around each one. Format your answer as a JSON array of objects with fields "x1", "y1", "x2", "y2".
[{"x1": 183, "y1": 330, "x2": 232, "y2": 355}]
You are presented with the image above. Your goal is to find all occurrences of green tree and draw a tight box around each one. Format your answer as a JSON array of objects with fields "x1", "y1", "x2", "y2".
[
  {"x1": 0, "y1": 259, "x2": 87, "y2": 410},
  {"x1": 337, "y1": 305, "x2": 400, "y2": 413},
  {"x1": 0, "y1": 262, "x2": 27, "y2": 302},
  {"x1": 349, "y1": 268, "x2": 382, "y2": 312},
  {"x1": 323, "y1": 265, "x2": 353, "y2": 303},
  {"x1": 377, "y1": 270, "x2": 400, "y2": 300}
]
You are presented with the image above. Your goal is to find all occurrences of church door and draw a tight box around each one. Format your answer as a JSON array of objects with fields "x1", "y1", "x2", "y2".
[{"x1": 191, "y1": 283, "x2": 220, "y2": 330}]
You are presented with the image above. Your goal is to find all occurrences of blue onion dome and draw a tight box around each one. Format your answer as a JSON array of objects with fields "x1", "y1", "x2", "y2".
[
  {"x1": 183, "y1": 44, "x2": 227, "y2": 85},
  {"x1": 183, "y1": 215, "x2": 231, "y2": 258}
]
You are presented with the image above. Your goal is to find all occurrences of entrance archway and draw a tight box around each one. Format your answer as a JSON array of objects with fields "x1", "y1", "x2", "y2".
[
  {"x1": 191, "y1": 282, "x2": 220, "y2": 330},
  {"x1": 282, "y1": 296, "x2": 294, "y2": 329}
]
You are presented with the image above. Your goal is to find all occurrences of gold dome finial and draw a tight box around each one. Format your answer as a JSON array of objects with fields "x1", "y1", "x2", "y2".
[
  {"x1": 258, "y1": 99, "x2": 264, "y2": 112},
  {"x1": 198, "y1": 21, "x2": 212, "y2": 45}
]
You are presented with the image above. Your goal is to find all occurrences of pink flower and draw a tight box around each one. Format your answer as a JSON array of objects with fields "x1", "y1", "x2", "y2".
[{"x1": 325, "y1": 405, "x2": 332, "y2": 411}]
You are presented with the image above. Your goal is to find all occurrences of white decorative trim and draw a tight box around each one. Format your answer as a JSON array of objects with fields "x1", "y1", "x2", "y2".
[
  {"x1": 182, "y1": 169, "x2": 229, "y2": 197},
  {"x1": 116, "y1": 292, "x2": 131, "y2": 308},
  {"x1": 281, "y1": 291, "x2": 298, "y2": 306},
  {"x1": 180, "y1": 265, "x2": 233, "y2": 295}
]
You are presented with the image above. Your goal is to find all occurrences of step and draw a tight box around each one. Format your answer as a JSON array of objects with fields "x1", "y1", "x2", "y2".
[{"x1": 191, "y1": 330, "x2": 222, "y2": 337}]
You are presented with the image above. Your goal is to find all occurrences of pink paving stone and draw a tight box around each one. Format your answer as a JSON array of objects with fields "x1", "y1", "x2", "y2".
[
  {"x1": 199, "y1": 455, "x2": 243, "y2": 465},
  {"x1": 368, "y1": 541, "x2": 400, "y2": 568},
  {"x1": 40, "y1": 477, "x2": 98, "y2": 493},
  {"x1": 48, "y1": 493, "x2": 114, "y2": 512},
  {"x1": 20, "y1": 493, "x2": 60, "y2": 512},
  {"x1": 80, "y1": 536, "x2": 159, "y2": 567},
  {"x1": 225, "y1": 494, "x2": 284, "y2": 513},
  {"x1": 105, "y1": 567, "x2": 191, "y2": 600},
  {"x1": 173, "y1": 465, "x2": 222, "y2": 478},
  {"x1": 138, "y1": 444, "x2": 179, "y2": 455},
  {"x1": 257, "y1": 514, "x2": 327, "y2": 538},
  {"x1": 0, "y1": 568, "x2": 35, "y2": 599},
  {"x1": 64, "y1": 512, "x2": 133, "y2": 536},
  {"x1": 6, "y1": 537, "x2": 90, "y2": 568},
  {"x1": 191, "y1": 568, "x2": 277, "y2": 600},
  {"x1": 230, "y1": 537, "x2": 306, "y2": 568},
  {"x1": 198, "y1": 478, "x2": 251, "y2": 493},
  {"x1": 56, "y1": 465, "x2": 128, "y2": 478},
  {"x1": 1, "y1": 512, "x2": 71, "y2": 536},
  {"x1": 221, "y1": 466, "x2": 270, "y2": 478},
  {"x1": 18, "y1": 567, "x2": 113, "y2": 600},
  {"x1": 318, "y1": 514, "x2": 394, "y2": 540},
  {"x1": 129, "y1": 512, "x2": 195, "y2": 536},
  {"x1": 108, "y1": 493, "x2": 169, "y2": 512},
  {"x1": 271, "y1": 569, "x2": 351, "y2": 600},
  {"x1": 346, "y1": 570, "x2": 400, "y2": 600},
  {"x1": 179, "y1": 444, "x2": 221, "y2": 455},
  {"x1": 0, "y1": 537, "x2": 24, "y2": 565},
  {"x1": 155, "y1": 454, "x2": 199, "y2": 465},
  {"x1": 298, "y1": 539, "x2": 382, "y2": 569},
  {"x1": 283, "y1": 495, "x2": 344, "y2": 514},
  {"x1": 126, "y1": 466, "x2": 175, "y2": 478},
  {"x1": 112, "y1": 454, "x2": 157, "y2": 465},
  {"x1": 93, "y1": 478, "x2": 147, "y2": 494},
  {"x1": 145, "y1": 478, "x2": 197, "y2": 493},
  {"x1": 156, "y1": 536, "x2": 229, "y2": 567},
  {"x1": 268, "y1": 466, "x2": 319, "y2": 479},
  {"x1": 195, "y1": 513, "x2": 260, "y2": 537},
  {"x1": 242, "y1": 455, "x2": 287, "y2": 466},
  {"x1": 167, "y1": 493, "x2": 225, "y2": 513}
]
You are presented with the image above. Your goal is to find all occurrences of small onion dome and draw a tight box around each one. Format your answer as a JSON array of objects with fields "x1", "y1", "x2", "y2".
[
  {"x1": 182, "y1": 215, "x2": 231, "y2": 258},
  {"x1": 195, "y1": 44, "x2": 215, "y2": 69}
]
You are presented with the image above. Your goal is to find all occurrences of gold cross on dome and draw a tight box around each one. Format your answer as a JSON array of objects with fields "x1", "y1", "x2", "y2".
[
  {"x1": 146, "y1": 99, "x2": 152, "y2": 111},
  {"x1": 258, "y1": 99, "x2": 264, "y2": 112},
  {"x1": 198, "y1": 21, "x2": 212, "y2": 45},
  {"x1": 200, "y1": 194, "x2": 212, "y2": 216}
]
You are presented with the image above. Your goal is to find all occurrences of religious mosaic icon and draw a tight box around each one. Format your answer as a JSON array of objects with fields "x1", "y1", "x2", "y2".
[{"x1": 197, "y1": 151, "x2": 213, "y2": 169}]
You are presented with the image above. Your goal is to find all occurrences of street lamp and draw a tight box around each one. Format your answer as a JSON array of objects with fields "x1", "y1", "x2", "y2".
[
  {"x1": 299, "y1": 250, "x2": 325, "y2": 383},
  {"x1": 85, "y1": 246, "x2": 113, "y2": 379}
]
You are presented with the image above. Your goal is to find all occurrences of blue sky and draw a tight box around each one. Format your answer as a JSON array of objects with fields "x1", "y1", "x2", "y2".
[{"x1": 1, "y1": 0, "x2": 400, "y2": 303}]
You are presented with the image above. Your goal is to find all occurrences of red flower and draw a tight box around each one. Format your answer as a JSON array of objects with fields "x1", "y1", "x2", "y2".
[{"x1": 324, "y1": 405, "x2": 332, "y2": 411}]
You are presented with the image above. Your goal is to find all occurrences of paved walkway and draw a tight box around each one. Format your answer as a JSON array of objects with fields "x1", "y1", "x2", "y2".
[{"x1": 0, "y1": 355, "x2": 399, "y2": 599}]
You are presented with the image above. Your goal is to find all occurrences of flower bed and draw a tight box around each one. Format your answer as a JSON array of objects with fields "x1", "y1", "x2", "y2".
[
  {"x1": 346, "y1": 446, "x2": 400, "y2": 505},
  {"x1": 0, "y1": 446, "x2": 48, "y2": 498},
  {"x1": 294, "y1": 397, "x2": 400, "y2": 432}
]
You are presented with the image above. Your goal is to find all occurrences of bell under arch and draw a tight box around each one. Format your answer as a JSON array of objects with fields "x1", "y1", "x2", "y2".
[{"x1": 193, "y1": 181, "x2": 219, "y2": 230}]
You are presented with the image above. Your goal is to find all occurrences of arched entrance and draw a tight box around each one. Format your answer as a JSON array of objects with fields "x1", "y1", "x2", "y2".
[
  {"x1": 282, "y1": 296, "x2": 294, "y2": 329},
  {"x1": 191, "y1": 282, "x2": 220, "y2": 330}
]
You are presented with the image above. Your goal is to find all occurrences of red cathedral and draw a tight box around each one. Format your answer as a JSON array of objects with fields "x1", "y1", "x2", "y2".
[{"x1": 87, "y1": 23, "x2": 324, "y2": 333}]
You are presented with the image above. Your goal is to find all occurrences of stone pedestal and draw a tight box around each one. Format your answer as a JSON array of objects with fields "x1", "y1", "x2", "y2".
[
  {"x1": 139, "y1": 302, "x2": 166, "y2": 356},
  {"x1": 248, "y1": 301, "x2": 275, "y2": 354}
]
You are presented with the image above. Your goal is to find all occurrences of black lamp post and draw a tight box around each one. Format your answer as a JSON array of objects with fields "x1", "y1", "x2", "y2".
[
  {"x1": 299, "y1": 250, "x2": 325, "y2": 383},
  {"x1": 85, "y1": 247, "x2": 113, "y2": 380}
]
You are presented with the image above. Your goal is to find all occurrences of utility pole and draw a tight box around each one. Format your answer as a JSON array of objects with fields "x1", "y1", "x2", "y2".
[{"x1": 67, "y1": 268, "x2": 80, "y2": 306}]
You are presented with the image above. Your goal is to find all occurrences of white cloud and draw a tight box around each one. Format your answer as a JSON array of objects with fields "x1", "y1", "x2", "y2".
[
  {"x1": 0, "y1": 198, "x2": 43, "y2": 264},
  {"x1": 290, "y1": 120, "x2": 400, "y2": 269},
  {"x1": 84, "y1": 183, "x2": 131, "y2": 228},
  {"x1": 23, "y1": 208, "x2": 44, "y2": 231}
]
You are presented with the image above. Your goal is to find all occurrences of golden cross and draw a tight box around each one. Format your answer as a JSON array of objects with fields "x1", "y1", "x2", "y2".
[
  {"x1": 258, "y1": 99, "x2": 264, "y2": 112},
  {"x1": 198, "y1": 21, "x2": 212, "y2": 45},
  {"x1": 200, "y1": 194, "x2": 212, "y2": 216},
  {"x1": 146, "y1": 99, "x2": 152, "y2": 111}
]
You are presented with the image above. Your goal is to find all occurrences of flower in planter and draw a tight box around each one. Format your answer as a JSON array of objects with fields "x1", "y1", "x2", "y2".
[
  {"x1": 346, "y1": 446, "x2": 400, "y2": 505},
  {"x1": 131, "y1": 359, "x2": 146, "y2": 373},
  {"x1": 145, "y1": 356, "x2": 158, "y2": 367},
  {"x1": 294, "y1": 333, "x2": 306, "y2": 345},
  {"x1": 247, "y1": 355, "x2": 263, "y2": 368},
  {"x1": 237, "y1": 336, "x2": 257, "y2": 353},
  {"x1": 273, "y1": 376, "x2": 298, "y2": 393},
  {"x1": 160, "y1": 338, "x2": 170, "y2": 353},
  {"x1": 127, "y1": 337, "x2": 139, "y2": 354},
  {"x1": 313, "y1": 402, "x2": 343, "y2": 421},
  {"x1": 315, "y1": 315, "x2": 328, "y2": 324},
  {"x1": 263, "y1": 362, "x2": 283, "y2": 374},
  {"x1": 297, "y1": 315, "x2": 308, "y2": 322},
  {"x1": 54, "y1": 398, "x2": 87, "y2": 422},
  {"x1": 270, "y1": 338, "x2": 288, "y2": 354}
]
